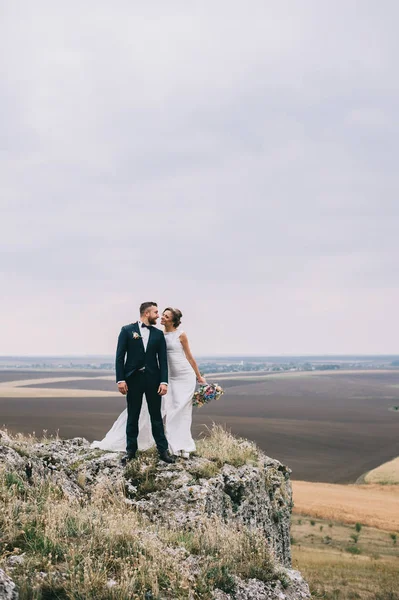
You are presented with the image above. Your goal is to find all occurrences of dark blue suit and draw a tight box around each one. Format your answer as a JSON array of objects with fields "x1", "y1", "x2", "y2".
[{"x1": 115, "y1": 322, "x2": 168, "y2": 454}]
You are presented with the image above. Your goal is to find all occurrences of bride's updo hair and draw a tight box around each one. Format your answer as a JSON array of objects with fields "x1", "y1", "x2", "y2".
[{"x1": 164, "y1": 307, "x2": 182, "y2": 328}]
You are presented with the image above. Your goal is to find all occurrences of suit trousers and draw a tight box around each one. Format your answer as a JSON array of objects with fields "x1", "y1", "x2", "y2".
[{"x1": 125, "y1": 371, "x2": 168, "y2": 455}]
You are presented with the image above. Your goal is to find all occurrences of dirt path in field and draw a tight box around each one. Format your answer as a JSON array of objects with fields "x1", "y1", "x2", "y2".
[
  {"x1": 0, "y1": 375, "x2": 117, "y2": 398},
  {"x1": 292, "y1": 480, "x2": 399, "y2": 531}
]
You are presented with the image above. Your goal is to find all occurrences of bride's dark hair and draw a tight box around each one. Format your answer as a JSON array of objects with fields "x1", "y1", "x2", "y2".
[{"x1": 164, "y1": 307, "x2": 182, "y2": 328}]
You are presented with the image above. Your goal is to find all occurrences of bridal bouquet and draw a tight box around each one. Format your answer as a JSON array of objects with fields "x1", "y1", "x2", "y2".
[{"x1": 192, "y1": 382, "x2": 224, "y2": 408}]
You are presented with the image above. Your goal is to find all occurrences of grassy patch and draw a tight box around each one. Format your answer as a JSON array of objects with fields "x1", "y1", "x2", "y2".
[
  {"x1": 9, "y1": 444, "x2": 31, "y2": 458},
  {"x1": 166, "y1": 516, "x2": 277, "y2": 592},
  {"x1": 4, "y1": 472, "x2": 26, "y2": 496},
  {"x1": 188, "y1": 461, "x2": 220, "y2": 481},
  {"x1": 346, "y1": 544, "x2": 361, "y2": 555},
  {"x1": 68, "y1": 460, "x2": 85, "y2": 471},
  {"x1": 20, "y1": 520, "x2": 66, "y2": 561},
  {"x1": 203, "y1": 565, "x2": 236, "y2": 595},
  {"x1": 196, "y1": 424, "x2": 260, "y2": 468},
  {"x1": 124, "y1": 454, "x2": 170, "y2": 499}
]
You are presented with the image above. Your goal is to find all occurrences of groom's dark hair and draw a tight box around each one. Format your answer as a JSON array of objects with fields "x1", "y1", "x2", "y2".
[{"x1": 140, "y1": 302, "x2": 158, "y2": 315}]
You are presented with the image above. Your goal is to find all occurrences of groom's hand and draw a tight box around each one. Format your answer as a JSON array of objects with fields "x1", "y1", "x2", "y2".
[
  {"x1": 117, "y1": 381, "x2": 128, "y2": 395},
  {"x1": 158, "y1": 384, "x2": 168, "y2": 396}
]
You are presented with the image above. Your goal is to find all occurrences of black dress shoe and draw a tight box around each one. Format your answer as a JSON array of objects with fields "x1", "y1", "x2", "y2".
[
  {"x1": 159, "y1": 451, "x2": 175, "y2": 464},
  {"x1": 121, "y1": 453, "x2": 136, "y2": 466}
]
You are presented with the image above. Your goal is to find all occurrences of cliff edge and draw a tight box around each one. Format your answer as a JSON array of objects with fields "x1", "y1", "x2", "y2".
[{"x1": 0, "y1": 426, "x2": 310, "y2": 599}]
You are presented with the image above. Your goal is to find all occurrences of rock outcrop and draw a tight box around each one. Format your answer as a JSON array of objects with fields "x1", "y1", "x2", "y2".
[
  {"x1": 0, "y1": 431, "x2": 310, "y2": 599},
  {"x1": 0, "y1": 569, "x2": 18, "y2": 600}
]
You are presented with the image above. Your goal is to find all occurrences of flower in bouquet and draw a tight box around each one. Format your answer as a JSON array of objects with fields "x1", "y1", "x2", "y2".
[{"x1": 192, "y1": 382, "x2": 224, "y2": 408}]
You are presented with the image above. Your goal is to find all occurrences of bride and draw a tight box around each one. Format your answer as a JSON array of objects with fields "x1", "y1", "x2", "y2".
[
  {"x1": 91, "y1": 307, "x2": 205, "y2": 457},
  {"x1": 161, "y1": 307, "x2": 206, "y2": 457}
]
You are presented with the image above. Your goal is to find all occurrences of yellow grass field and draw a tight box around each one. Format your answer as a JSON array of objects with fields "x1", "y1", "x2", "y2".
[
  {"x1": 364, "y1": 456, "x2": 399, "y2": 485},
  {"x1": 292, "y1": 481, "x2": 399, "y2": 531},
  {"x1": 292, "y1": 545, "x2": 399, "y2": 600},
  {"x1": 291, "y1": 510, "x2": 399, "y2": 599}
]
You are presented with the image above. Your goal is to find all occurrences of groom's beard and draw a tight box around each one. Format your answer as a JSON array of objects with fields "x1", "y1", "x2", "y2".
[{"x1": 148, "y1": 317, "x2": 158, "y2": 325}]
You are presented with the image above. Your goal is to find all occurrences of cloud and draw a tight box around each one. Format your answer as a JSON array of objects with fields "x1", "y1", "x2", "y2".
[{"x1": 1, "y1": 1, "x2": 398, "y2": 355}]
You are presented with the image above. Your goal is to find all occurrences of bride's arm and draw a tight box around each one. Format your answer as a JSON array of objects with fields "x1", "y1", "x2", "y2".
[{"x1": 179, "y1": 333, "x2": 206, "y2": 383}]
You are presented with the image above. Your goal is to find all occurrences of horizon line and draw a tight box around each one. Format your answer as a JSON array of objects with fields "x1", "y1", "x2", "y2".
[{"x1": 0, "y1": 353, "x2": 399, "y2": 359}]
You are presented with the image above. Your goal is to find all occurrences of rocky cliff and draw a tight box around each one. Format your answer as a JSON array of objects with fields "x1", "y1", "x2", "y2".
[{"x1": 0, "y1": 426, "x2": 310, "y2": 599}]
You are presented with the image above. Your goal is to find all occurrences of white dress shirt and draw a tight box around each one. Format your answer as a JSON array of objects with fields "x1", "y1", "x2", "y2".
[{"x1": 138, "y1": 320, "x2": 150, "y2": 351}]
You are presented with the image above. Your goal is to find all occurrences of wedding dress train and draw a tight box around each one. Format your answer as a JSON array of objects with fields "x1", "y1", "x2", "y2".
[{"x1": 91, "y1": 400, "x2": 154, "y2": 452}]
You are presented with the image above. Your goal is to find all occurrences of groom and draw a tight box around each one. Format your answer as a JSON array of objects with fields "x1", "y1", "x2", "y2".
[{"x1": 115, "y1": 301, "x2": 175, "y2": 464}]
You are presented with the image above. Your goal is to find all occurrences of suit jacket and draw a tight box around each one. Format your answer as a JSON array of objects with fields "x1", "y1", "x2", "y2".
[{"x1": 115, "y1": 322, "x2": 168, "y2": 384}]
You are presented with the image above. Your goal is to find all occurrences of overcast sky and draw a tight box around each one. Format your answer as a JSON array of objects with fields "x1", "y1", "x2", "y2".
[{"x1": 1, "y1": 2, "x2": 398, "y2": 356}]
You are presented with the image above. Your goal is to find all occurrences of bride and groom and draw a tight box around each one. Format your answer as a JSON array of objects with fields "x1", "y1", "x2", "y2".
[{"x1": 92, "y1": 302, "x2": 206, "y2": 464}]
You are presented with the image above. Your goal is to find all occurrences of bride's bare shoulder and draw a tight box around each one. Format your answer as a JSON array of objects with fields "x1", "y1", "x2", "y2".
[{"x1": 178, "y1": 330, "x2": 188, "y2": 343}]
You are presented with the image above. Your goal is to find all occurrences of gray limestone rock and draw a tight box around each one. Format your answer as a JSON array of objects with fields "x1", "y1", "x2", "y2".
[
  {"x1": 0, "y1": 569, "x2": 18, "y2": 600},
  {"x1": 0, "y1": 431, "x2": 307, "y2": 599},
  {"x1": 132, "y1": 457, "x2": 292, "y2": 566},
  {"x1": 213, "y1": 570, "x2": 310, "y2": 599},
  {"x1": 0, "y1": 447, "x2": 25, "y2": 473}
]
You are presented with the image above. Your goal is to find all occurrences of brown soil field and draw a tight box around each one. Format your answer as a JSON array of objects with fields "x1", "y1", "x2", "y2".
[
  {"x1": 1, "y1": 369, "x2": 398, "y2": 483},
  {"x1": 192, "y1": 370, "x2": 399, "y2": 483},
  {"x1": 0, "y1": 370, "x2": 109, "y2": 383},
  {"x1": 0, "y1": 394, "x2": 127, "y2": 441},
  {"x1": 292, "y1": 481, "x2": 399, "y2": 531},
  {"x1": 22, "y1": 378, "x2": 116, "y2": 391}
]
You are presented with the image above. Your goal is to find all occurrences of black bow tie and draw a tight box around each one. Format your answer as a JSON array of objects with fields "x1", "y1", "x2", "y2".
[{"x1": 141, "y1": 323, "x2": 151, "y2": 329}]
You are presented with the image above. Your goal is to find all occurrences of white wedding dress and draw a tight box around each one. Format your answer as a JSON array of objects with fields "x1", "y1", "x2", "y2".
[
  {"x1": 91, "y1": 327, "x2": 196, "y2": 454},
  {"x1": 162, "y1": 328, "x2": 196, "y2": 454}
]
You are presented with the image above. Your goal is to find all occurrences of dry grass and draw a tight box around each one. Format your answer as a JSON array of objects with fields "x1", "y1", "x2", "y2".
[
  {"x1": 293, "y1": 547, "x2": 399, "y2": 600},
  {"x1": 292, "y1": 481, "x2": 399, "y2": 531},
  {"x1": 291, "y1": 517, "x2": 399, "y2": 559},
  {"x1": 291, "y1": 514, "x2": 399, "y2": 600},
  {"x1": 122, "y1": 424, "x2": 260, "y2": 500},
  {"x1": 365, "y1": 457, "x2": 399, "y2": 485},
  {"x1": 196, "y1": 424, "x2": 260, "y2": 467},
  {"x1": 0, "y1": 429, "x2": 279, "y2": 599},
  {"x1": 0, "y1": 429, "x2": 61, "y2": 455},
  {"x1": 187, "y1": 460, "x2": 221, "y2": 480}
]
